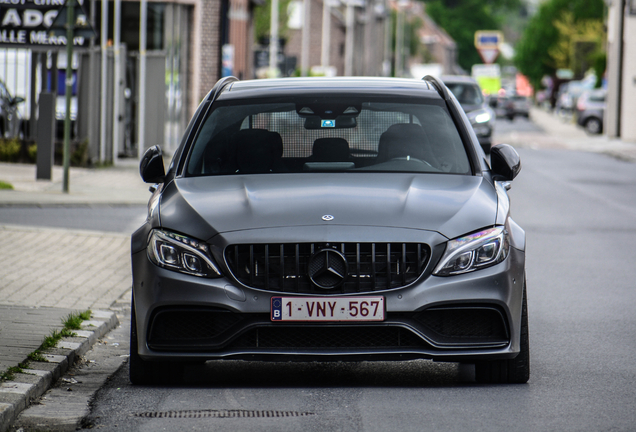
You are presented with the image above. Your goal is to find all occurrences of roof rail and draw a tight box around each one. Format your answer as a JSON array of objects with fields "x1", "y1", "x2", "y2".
[
  {"x1": 422, "y1": 75, "x2": 450, "y2": 101},
  {"x1": 206, "y1": 76, "x2": 239, "y2": 104}
]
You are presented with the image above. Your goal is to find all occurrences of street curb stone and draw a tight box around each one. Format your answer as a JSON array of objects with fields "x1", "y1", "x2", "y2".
[{"x1": 0, "y1": 311, "x2": 118, "y2": 432}]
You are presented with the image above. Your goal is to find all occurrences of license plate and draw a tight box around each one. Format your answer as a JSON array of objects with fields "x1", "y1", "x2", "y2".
[{"x1": 271, "y1": 296, "x2": 385, "y2": 322}]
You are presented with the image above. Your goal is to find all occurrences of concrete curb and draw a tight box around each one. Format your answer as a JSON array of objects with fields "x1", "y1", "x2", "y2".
[{"x1": 0, "y1": 311, "x2": 119, "y2": 432}]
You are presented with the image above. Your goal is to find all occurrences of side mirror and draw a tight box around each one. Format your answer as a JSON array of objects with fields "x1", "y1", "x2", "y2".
[
  {"x1": 491, "y1": 144, "x2": 521, "y2": 181},
  {"x1": 139, "y1": 145, "x2": 166, "y2": 184},
  {"x1": 11, "y1": 96, "x2": 25, "y2": 105}
]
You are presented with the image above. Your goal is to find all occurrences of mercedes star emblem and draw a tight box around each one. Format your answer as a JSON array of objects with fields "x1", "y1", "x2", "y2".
[
  {"x1": 322, "y1": 215, "x2": 334, "y2": 221},
  {"x1": 308, "y1": 249, "x2": 348, "y2": 289}
]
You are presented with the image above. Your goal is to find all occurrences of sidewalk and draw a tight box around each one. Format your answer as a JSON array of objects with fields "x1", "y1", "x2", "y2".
[
  {"x1": 0, "y1": 159, "x2": 150, "y2": 206},
  {"x1": 0, "y1": 159, "x2": 149, "y2": 431},
  {"x1": 494, "y1": 106, "x2": 636, "y2": 163}
]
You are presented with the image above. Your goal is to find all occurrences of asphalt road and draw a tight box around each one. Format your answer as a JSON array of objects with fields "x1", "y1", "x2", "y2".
[{"x1": 81, "y1": 146, "x2": 635, "y2": 429}]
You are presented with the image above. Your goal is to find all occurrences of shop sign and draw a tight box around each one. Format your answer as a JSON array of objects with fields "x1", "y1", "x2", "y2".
[{"x1": 0, "y1": 0, "x2": 91, "y2": 47}]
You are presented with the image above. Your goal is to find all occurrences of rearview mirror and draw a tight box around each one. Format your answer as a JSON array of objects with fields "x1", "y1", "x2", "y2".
[
  {"x1": 490, "y1": 144, "x2": 521, "y2": 181},
  {"x1": 304, "y1": 116, "x2": 357, "y2": 129},
  {"x1": 139, "y1": 145, "x2": 166, "y2": 184}
]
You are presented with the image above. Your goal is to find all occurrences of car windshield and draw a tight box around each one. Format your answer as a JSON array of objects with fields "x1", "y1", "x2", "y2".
[
  {"x1": 444, "y1": 83, "x2": 484, "y2": 105},
  {"x1": 185, "y1": 96, "x2": 471, "y2": 176}
]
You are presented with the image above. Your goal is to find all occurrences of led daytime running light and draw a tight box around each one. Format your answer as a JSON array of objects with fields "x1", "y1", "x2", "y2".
[
  {"x1": 434, "y1": 227, "x2": 509, "y2": 276},
  {"x1": 147, "y1": 230, "x2": 221, "y2": 277}
]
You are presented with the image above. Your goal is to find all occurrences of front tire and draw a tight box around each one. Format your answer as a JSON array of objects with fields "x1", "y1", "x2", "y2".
[{"x1": 475, "y1": 281, "x2": 530, "y2": 384}]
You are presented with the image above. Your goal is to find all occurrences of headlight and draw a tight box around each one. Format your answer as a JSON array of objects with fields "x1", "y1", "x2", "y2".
[
  {"x1": 147, "y1": 229, "x2": 222, "y2": 278},
  {"x1": 433, "y1": 227, "x2": 509, "y2": 276},
  {"x1": 468, "y1": 109, "x2": 492, "y2": 125},
  {"x1": 474, "y1": 112, "x2": 491, "y2": 123}
]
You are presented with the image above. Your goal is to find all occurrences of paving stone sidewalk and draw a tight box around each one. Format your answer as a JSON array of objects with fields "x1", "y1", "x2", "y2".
[
  {"x1": 0, "y1": 225, "x2": 131, "y2": 310},
  {"x1": 0, "y1": 160, "x2": 147, "y2": 431},
  {"x1": 0, "y1": 306, "x2": 74, "y2": 374},
  {"x1": 0, "y1": 224, "x2": 132, "y2": 431}
]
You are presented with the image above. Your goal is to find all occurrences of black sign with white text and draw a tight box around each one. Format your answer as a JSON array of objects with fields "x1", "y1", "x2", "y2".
[{"x1": 0, "y1": 0, "x2": 91, "y2": 47}]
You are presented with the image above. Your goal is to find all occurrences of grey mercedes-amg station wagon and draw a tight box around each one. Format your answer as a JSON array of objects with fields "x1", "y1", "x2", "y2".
[{"x1": 130, "y1": 76, "x2": 528, "y2": 385}]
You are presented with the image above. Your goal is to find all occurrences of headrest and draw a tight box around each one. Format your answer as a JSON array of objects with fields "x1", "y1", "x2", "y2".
[
  {"x1": 232, "y1": 129, "x2": 274, "y2": 173},
  {"x1": 312, "y1": 138, "x2": 350, "y2": 162},
  {"x1": 377, "y1": 123, "x2": 428, "y2": 162}
]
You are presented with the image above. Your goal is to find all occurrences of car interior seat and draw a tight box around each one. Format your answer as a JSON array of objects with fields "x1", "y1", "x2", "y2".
[
  {"x1": 232, "y1": 129, "x2": 276, "y2": 173},
  {"x1": 268, "y1": 131, "x2": 287, "y2": 172},
  {"x1": 310, "y1": 137, "x2": 351, "y2": 162},
  {"x1": 377, "y1": 123, "x2": 439, "y2": 167}
]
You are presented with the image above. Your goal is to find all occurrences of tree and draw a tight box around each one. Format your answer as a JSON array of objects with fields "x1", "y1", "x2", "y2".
[
  {"x1": 254, "y1": 0, "x2": 294, "y2": 43},
  {"x1": 424, "y1": 0, "x2": 521, "y2": 72},
  {"x1": 514, "y1": 0, "x2": 605, "y2": 90}
]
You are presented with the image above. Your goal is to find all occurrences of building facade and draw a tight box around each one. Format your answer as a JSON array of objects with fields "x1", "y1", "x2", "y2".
[{"x1": 0, "y1": 0, "x2": 260, "y2": 161}]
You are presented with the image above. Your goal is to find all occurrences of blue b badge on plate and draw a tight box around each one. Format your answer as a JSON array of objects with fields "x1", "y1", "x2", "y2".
[
  {"x1": 321, "y1": 120, "x2": 335, "y2": 128},
  {"x1": 271, "y1": 297, "x2": 282, "y2": 320}
]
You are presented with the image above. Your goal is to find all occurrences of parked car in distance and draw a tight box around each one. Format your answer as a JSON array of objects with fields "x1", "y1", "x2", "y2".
[
  {"x1": 492, "y1": 95, "x2": 515, "y2": 121},
  {"x1": 441, "y1": 75, "x2": 495, "y2": 154},
  {"x1": 555, "y1": 76, "x2": 595, "y2": 119},
  {"x1": 130, "y1": 75, "x2": 529, "y2": 386},
  {"x1": 0, "y1": 79, "x2": 24, "y2": 139},
  {"x1": 575, "y1": 88, "x2": 606, "y2": 134},
  {"x1": 510, "y1": 95, "x2": 531, "y2": 119}
]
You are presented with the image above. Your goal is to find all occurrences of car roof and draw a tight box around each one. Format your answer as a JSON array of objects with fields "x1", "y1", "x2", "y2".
[{"x1": 217, "y1": 77, "x2": 442, "y2": 100}]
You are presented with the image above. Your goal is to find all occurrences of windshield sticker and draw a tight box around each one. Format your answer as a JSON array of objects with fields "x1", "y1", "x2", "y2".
[{"x1": 321, "y1": 120, "x2": 335, "y2": 128}]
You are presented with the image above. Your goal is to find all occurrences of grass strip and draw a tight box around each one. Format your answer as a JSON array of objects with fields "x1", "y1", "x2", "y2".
[
  {"x1": 0, "y1": 309, "x2": 92, "y2": 382},
  {"x1": 0, "y1": 180, "x2": 14, "y2": 190}
]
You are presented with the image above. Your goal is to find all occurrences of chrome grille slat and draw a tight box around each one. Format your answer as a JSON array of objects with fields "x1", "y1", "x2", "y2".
[{"x1": 225, "y1": 242, "x2": 430, "y2": 294}]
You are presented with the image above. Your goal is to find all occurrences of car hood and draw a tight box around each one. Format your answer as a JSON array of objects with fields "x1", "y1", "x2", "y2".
[{"x1": 159, "y1": 174, "x2": 498, "y2": 241}]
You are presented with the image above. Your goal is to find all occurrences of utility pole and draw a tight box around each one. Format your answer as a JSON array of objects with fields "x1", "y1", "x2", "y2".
[
  {"x1": 49, "y1": 0, "x2": 95, "y2": 193},
  {"x1": 344, "y1": 0, "x2": 354, "y2": 76},
  {"x1": 321, "y1": 0, "x2": 332, "y2": 68},
  {"x1": 62, "y1": 3, "x2": 74, "y2": 193},
  {"x1": 269, "y1": 0, "x2": 279, "y2": 76},
  {"x1": 382, "y1": 0, "x2": 391, "y2": 76},
  {"x1": 138, "y1": 0, "x2": 147, "y2": 159},
  {"x1": 100, "y1": 0, "x2": 108, "y2": 163},
  {"x1": 394, "y1": 1, "x2": 404, "y2": 78},
  {"x1": 363, "y1": 0, "x2": 374, "y2": 76},
  {"x1": 112, "y1": 0, "x2": 121, "y2": 164},
  {"x1": 301, "y1": 0, "x2": 311, "y2": 76}
]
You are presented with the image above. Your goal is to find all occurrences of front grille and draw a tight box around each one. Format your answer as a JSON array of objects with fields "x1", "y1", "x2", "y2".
[
  {"x1": 224, "y1": 242, "x2": 430, "y2": 294},
  {"x1": 228, "y1": 326, "x2": 427, "y2": 349}
]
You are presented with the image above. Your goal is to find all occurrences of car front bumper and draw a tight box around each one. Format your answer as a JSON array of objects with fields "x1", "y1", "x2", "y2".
[{"x1": 131, "y1": 226, "x2": 526, "y2": 364}]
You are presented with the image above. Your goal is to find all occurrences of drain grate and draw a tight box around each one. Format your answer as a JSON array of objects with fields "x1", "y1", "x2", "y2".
[{"x1": 134, "y1": 409, "x2": 315, "y2": 419}]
